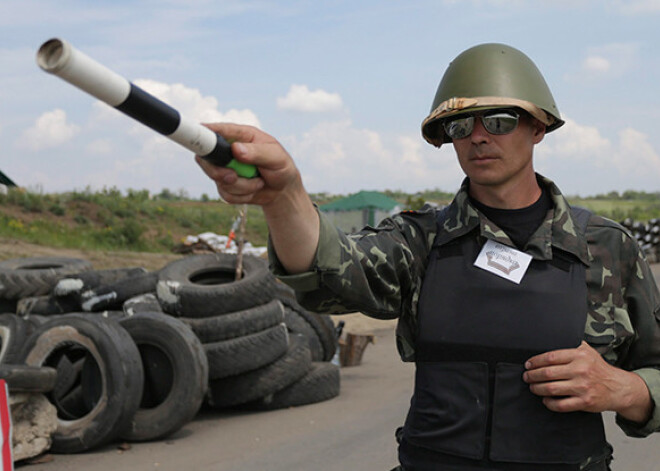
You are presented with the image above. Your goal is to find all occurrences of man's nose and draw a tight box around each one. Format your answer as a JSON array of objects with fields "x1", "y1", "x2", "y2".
[{"x1": 470, "y1": 117, "x2": 490, "y2": 143}]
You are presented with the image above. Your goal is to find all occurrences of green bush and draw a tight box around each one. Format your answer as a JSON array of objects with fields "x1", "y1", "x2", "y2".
[
  {"x1": 49, "y1": 203, "x2": 66, "y2": 216},
  {"x1": 74, "y1": 214, "x2": 90, "y2": 225},
  {"x1": 93, "y1": 219, "x2": 145, "y2": 249}
]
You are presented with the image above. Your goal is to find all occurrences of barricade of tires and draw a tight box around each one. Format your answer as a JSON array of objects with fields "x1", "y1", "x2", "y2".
[
  {"x1": 0, "y1": 254, "x2": 340, "y2": 457},
  {"x1": 621, "y1": 218, "x2": 660, "y2": 262}
]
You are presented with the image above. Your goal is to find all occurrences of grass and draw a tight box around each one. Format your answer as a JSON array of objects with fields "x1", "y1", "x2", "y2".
[
  {"x1": 567, "y1": 198, "x2": 660, "y2": 222},
  {"x1": 0, "y1": 187, "x2": 270, "y2": 253},
  {"x1": 0, "y1": 186, "x2": 658, "y2": 254}
]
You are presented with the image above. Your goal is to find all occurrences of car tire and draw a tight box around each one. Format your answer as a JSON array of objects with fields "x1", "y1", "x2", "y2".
[
  {"x1": 242, "y1": 362, "x2": 340, "y2": 410},
  {"x1": 156, "y1": 254, "x2": 276, "y2": 317},
  {"x1": 117, "y1": 311, "x2": 208, "y2": 442},
  {"x1": 19, "y1": 314, "x2": 144, "y2": 453},
  {"x1": 0, "y1": 257, "x2": 92, "y2": 300},
  {"x1": 205, "y1": 323, "x2": 289, "y2": 379},
  {"x1": 182, "y1": 299, "x2": 284, "y2": 343},
  {"x1": 207, "y1": 334, "x2": 312, "y2": 408}
]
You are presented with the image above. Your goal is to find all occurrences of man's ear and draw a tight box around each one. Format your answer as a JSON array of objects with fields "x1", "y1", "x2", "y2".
[{"x1": 531, "y1": 118, "x2": 546, "y2": 144}]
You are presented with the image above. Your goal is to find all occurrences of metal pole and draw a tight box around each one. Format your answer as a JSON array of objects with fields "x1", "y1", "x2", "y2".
[{"x1": 235, "y1": 204, "x2": 248, "y2": 280}]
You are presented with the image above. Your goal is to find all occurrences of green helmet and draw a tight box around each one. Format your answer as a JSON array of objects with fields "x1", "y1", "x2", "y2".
[{"x1": 421, "y1": 43, "x2": 564, "y2": 147}]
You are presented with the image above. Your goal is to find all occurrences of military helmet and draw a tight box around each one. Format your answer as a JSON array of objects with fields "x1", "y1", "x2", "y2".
[{"x1": 421, "y1": 43, "x2": 564, "y2": 147}]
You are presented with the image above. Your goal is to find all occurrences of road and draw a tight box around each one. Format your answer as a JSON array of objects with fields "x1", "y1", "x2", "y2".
[
  {"x1": 24, "y1": 325, "x2": 410, "y2": 471},
  {"x1": 21, "y1": 264, "x2": 660, "y2": 471}
]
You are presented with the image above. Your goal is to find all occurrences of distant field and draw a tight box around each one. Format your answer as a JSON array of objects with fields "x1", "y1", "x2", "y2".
[
  {"x1": 568, "y1": 198, "x2": 660, "y2": 222},
  {"x1": 0, "y1": 187, "x2": 658, "y2": 254}
]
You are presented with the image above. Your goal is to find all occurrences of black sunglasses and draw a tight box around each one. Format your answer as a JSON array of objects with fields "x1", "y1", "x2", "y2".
[{"x1": 443, "y1": 109, "x2": 520, "y2": 140}]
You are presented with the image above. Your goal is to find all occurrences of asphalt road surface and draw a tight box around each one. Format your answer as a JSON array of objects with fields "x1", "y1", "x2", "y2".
[{"x1": 23, "y1": 264, "x2": 660, "y2": 471}]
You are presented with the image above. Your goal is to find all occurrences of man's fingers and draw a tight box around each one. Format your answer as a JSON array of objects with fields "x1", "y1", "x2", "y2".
[
  {"x1": 219, "y1": 174, "x2": 265, "y2": 196},
  {"x1": 196, "y1": 122, "x2": 302, "y2": 208},
  {"x1": 527, "y1": 376, "x2": 577, "y2": 396},
  {"x1": 198, "y1": 123, "x2": 295, "y2": 186},
  {"x1": 541, "y1": 395, "x2": 584, "y2": 413},
  {"x1": 215, "y1": 190, "x2": 259, "y2": 205},
  {"x1": 196, "y1": 155, "x2": 234, "y2": 180},
  {"x1": 525, "y1": 341, "x2": 588, "y2": 370},
  {"x1": 525, "y1": 349, "x2": 572, "y2": 369},
  {"x1": 231, "y1": 141, "x2": 291, "y2": 173},
  {"x1": 202, "y1": 122, "x2": 263, "y2": 144},
  {"x1": 196, "y1": 155, "x2": 265, "y2": 202},
  {"x1": 523, "y1": 364, "x2": 571, "y2": 384},
  {"x1": 214, "y1": 178, "x2": 265, "y2": 205}
]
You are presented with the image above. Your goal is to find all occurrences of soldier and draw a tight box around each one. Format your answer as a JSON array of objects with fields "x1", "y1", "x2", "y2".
[{"x1": 197, "y1": 43, "x2": 660, "y2": 470}]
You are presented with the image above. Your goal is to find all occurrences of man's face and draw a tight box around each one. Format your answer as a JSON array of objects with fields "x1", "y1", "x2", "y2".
[{"x1": 449, "y1": 110, "x2": 546, "y2": 193}]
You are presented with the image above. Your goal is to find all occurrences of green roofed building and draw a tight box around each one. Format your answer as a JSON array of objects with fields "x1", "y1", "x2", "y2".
[{"x1": 319, "y1": 190, "x2": 401, "y2": 233}]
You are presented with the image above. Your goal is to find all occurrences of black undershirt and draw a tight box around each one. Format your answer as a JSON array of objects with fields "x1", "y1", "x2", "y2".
[{"x1": 469, "y1": 185, "x2": 552, "y2": 249}]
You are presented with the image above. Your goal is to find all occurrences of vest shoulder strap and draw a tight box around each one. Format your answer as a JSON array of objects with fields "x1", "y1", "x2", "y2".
[
  {"x1": 434, "y1": 204, "x2": 592, "y2": 237},
  {"x1": 434, "y1": 205, "x2": 450, "y2": 229},
  {"x1": 435, "y1": 206, "x2": 593, "y2": 242},
  {"x1": 569, "y1": 205, "x2": 592, "y2": 235}
]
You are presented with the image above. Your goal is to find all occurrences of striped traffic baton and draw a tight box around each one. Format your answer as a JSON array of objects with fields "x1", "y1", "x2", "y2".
[{"x1": 36, "y1": 38, "x2": 257, "y2": 179}]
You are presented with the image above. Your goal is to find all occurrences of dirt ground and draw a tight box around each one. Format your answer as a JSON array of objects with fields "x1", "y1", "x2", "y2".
[
  {"x1": 0, "y1": 237, "x2": 184, "y2": 272},
  {"x1": 4, "y1": 240, "x2": 660, "y2": 470}
]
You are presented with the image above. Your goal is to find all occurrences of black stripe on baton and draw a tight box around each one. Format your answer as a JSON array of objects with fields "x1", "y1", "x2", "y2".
[
  {"x1": 116, "y1": 83, "x2": 234, "y2": 167},
  {"x1": 116, "y1": 83, "x2": 180, "y2": 136},
  {"x1": 202, "y1": 134, "x2": 234, "y2": 167}
]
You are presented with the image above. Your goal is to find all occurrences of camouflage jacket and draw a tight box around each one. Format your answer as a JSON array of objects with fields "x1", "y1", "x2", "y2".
[{"x1": 270, "y1": 175, "x2": 660, "y2": 438}]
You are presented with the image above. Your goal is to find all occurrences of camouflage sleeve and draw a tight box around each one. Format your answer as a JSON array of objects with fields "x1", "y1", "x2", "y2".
[
  {"x1": 586, "y1": 215, "x2": 660, "y2": 437},
  {"x1": 269, "y1": 206, "x2": 437, "y2": 319},
  {"x1": 615, "y1": 245, "x2": 660, "y2": 437}
]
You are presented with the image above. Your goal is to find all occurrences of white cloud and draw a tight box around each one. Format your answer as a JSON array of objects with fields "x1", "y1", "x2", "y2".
[
  {"x1": 398, "y1": 136, "x2": 424, "y2": 166},
  {"x1": 536, "y1": 117, "x2": 660, "y2": 195},
  {"x1": 550, "y1": 118, "x2": 610, "y2": 161},
  {"x1": 608, "y1": 0, "x2": 660, "y2": 14},
  {"x1": 440, "y1": 0, "x2": 527, "y2": 6},
  {"x1": 582, "y1": 56, "x2": 611, "y2": 73},
  {"x1": 449, "y1": 0, "x2": 660, "y2": 12},
  {"x1": 86, "y1": 139, "x2": 113, "y2": 154},
  {"x1": 134, "y1": 79, "x2": 261, "y2": 127},
  {"x1": 18, "y1": 109, "x2": 80, "y2": 151},
  {"x1": 614, "y1": 127, "x2": 660, "y2": 177},
  {"x1": 277, "y1": 84, "x2": 344, "y2": 113},
  {"x1": 586, "y1": 43, "x2": 638, "y2": 78},
  {"x1": 281, "y1": 119, "x2": 462, "y2": 194},
  {"x1": 565, "y1": 42, "x2": 640, "y2": 83}
]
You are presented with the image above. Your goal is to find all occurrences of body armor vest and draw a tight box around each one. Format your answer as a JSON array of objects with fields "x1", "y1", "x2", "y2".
[{"x1": 399, "y1": 209, "x2": 607, "y2": 470}]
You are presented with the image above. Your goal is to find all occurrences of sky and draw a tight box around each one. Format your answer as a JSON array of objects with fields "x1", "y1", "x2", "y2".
[{"x1": 1, "y1": 0, "x2": 659, "y2": 198}]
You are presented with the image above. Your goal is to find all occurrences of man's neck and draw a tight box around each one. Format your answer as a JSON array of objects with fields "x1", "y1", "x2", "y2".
[{"x1": 468, "y1": 174, "x2": 542, "y2": 209}]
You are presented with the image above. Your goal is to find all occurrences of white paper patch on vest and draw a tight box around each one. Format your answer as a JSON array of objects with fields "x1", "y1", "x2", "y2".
[{"x1": 473, "y1": 239, "x2": 532, "y2": 284}]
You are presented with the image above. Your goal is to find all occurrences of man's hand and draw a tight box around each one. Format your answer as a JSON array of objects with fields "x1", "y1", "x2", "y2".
[
  {"x1": 523, "y1": 341, "x2": 653, "y2": 423},
  {"x1": 196, "y1": 123, "x2": 319, "y2": 275},
  {"x1": 195, "y1": 123, "x2": 301, "y2": 207}
]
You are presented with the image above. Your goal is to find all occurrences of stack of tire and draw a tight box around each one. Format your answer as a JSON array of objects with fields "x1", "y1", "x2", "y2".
[
  {"x1": 0, "y1": 257, "x2": 209, "y2": 454},
  {"x1": 0, "y1": 253, "x2": 340, "y2": 455},
  {"x1": 155, "y1": 254, "x2": 340, "y2": 411},
  {"x1": 621, "y1": 218, "x2": 660, "y2": 262}
]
